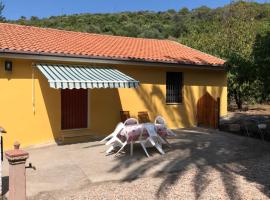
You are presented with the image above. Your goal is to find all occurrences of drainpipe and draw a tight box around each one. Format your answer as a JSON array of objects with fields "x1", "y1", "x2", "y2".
[{"x1": 5, "y1": 142, "x2": 29, "y2": 200}]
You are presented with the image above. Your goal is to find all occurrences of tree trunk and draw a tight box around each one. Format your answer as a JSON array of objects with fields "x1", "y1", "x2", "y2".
[{"x1": 233, "y1": 89, "x2": 242, "y2": 110}]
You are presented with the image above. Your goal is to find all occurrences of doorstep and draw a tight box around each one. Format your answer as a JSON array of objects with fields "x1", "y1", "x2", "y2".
[{"x1": 60, "y1": 130, "x2": 103, "y2": 144}]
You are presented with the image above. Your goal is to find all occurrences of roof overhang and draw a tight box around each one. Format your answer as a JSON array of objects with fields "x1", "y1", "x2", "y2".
[{"x1": 0, "y1": 51, "x2": 226, "y2": 71}]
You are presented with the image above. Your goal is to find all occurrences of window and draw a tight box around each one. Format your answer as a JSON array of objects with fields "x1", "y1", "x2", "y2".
[
  {"x1": 166, "y1": 72, "x2": 183, "y2": 104},
  {"x1": 61, "y1": 89, "x2": 88, "y2": 130}
]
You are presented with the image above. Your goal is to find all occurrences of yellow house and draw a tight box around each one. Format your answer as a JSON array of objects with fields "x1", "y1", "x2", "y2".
[{"x1": 0, "y1": 23, "x2": 227, "y2": 150}]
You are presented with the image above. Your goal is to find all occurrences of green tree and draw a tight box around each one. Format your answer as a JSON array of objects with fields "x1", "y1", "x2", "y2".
[
  {"x1": 139, "y1": 28, "x2": 163, "y2": 39},
  {"x1": 30, "y1": 16, "x2": 39, "y2": 21},
  {"x1": 178, "y1": 7, "x2": 189, "y2": 15},
  {"x1": 224, "y1": 2, "x2": 259, "y2": 109},
  {"x1": 179, "y1": 1, "x2": 265, "y2": 109},
  {"x1": 0, "y1": 1, "x2": 5, "y2": 21},
  {"x1": 18, "y1": 16, "x2": 27, "y2": 25},
  {"x1": 253, "y1": 32, "x2": 270, "y2": 101},
  {"x1": 192, "y1": 6, "x2": 211, "y2": 20}
]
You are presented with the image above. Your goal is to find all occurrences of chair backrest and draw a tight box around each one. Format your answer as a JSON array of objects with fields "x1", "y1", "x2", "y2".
[
  {"x1": 143, "y1": 123, "x2": 157, "y2": 137},
  {"x1": 138, "y1": 111, "x2": 150, "y2": 123},
  {"x1": 113, "y1": 122, "x2": 125, "y2": 136},
  {"x1": 124, "y1": 118, "x2": 139, "y2": 126},
  {"x1": 120, "y1": 111, "x2": 130, "y2": 122},
  {"x1": 154, "y1": 116, "x2": 166, "y2": 126}
]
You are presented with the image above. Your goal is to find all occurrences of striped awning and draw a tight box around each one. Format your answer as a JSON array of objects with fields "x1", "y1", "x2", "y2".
[{"x1": 36, "y1": 64, "x2": 139, "y2": 89}]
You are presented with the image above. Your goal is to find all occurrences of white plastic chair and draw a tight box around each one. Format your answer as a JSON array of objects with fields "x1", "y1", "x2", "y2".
[
  {"x1": 139, "y1": 123, "x2": 165, "y2": 157},
  {"x1": 154, "y1": 115, "x2": 166, "y2": 125},
  {"x1": 100, "y1": 122, "x2": 124, "y2": 154},
  {"x1": 109, "y1": 118, "x2": 139, "y2": 156},
  {"x1": 100, "y1": 122, "x2": 124, "y2": 143},
  {"x1": 154, "y1": 116, "x2": 176, "y2": 146},
  {"x1": 124, "y1": 118, "x2": 139, "y2": 126}
]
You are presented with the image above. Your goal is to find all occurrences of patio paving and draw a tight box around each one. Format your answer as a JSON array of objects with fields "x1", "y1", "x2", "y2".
[{"x1": 2, "y1": 128, "x2": 270, "y2": 199}]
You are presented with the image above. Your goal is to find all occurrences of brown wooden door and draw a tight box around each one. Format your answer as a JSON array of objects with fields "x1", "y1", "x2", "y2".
[
  {"x1": 197, "y1": 92, "x2": 220, "y2": 129},
  {"x1": 61, "y1": 89, "x2": 88, "y2": 130}
]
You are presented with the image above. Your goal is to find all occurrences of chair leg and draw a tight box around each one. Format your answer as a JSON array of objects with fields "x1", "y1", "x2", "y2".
[
  {"x1": 106, "y1": 146, "x2": 115, "y2": 154},
  {"x1": 148, "y1": 137, "x2": 156, "y2": 146},
  {"x1": 163, "y1": 137, "x2": 171, "y2": 148},
  {"x1": 115, "y1": 142, "x2": 127, "y2": 156},
  {"x1": 106, "y1": 137, "x2": 121, "y2": 146},
  {"x1": 155, "y1": 143, "x2": 165, "y2": 155},
  {"x1": 106, "y1": 142, "x2": 121, "y2": 154},
  {"x1": 105, "y1": 137, "x2": 115, "y2": 145},
  {"x1": 140, "y1": 142, "x2": 150, "y2": 157},
  {"x1": 157, "y1": 135, "x2": 166, "y2": 144}
]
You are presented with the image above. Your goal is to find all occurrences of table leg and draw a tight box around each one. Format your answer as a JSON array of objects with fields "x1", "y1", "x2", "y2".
[{"x1": 130, "y1": 142, "x2": 134, "y2": 156}]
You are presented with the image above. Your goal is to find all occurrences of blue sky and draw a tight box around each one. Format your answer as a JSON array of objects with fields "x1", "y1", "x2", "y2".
[{"x1": 2, "y1": 0, "x2": 267, "y2": 20}]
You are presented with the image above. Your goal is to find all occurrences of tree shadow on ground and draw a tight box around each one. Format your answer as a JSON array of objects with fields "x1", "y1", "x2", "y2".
[{"x1": 109, "y1": 128, "x2": 270, "y2": 199}]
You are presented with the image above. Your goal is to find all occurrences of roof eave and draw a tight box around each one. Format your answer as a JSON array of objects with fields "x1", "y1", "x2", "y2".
[{"x1": 0, "y1": 50, "x2": 226, "y2": 71}]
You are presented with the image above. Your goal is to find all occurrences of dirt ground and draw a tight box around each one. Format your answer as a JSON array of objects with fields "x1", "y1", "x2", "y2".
[
  {"x1": 221, "y1": 104, "x2": 270, "y2": 140},
  {"x1": 228, "y1": 104, "x2": 270, "y2": 116}
]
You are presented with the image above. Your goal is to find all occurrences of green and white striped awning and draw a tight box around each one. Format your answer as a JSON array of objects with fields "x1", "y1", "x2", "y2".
[{"x1": 36, "y1": 64, "x2": 139, "y2": 89}]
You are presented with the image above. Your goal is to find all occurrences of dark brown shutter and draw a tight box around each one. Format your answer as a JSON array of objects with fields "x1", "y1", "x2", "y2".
[
  {"x1": 166, "y1": 72, "x2": 183, "y2": 103},
  {"x1": 61, "y1": 89, "x2": 88, "y2": 130}
]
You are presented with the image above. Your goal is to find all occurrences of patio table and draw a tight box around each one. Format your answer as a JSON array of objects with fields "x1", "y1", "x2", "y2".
[
  {"x1": 116, "y1": 122, "x2": 168, "y2": 156},
  {"x1": 103, "y1": 120, "x2": 175, "y2": 156},
  {"x1": 118, "y1": 123, "x2": 169, "y2": 143}
]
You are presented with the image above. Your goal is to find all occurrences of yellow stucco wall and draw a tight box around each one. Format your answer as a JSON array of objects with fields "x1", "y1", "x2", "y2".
[{"x1": 0, "y1": 59, "x2": 227, "y2": 150}]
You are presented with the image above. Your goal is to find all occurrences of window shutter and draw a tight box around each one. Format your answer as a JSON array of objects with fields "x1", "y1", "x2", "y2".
[{"x1": 166, "y1": 72, "x2": 183, "y2": 103}]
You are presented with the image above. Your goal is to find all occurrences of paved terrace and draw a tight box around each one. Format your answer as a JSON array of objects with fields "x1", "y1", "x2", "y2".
[{"x1": 2, "y1": 128, "x2": 270, "y2": 199}]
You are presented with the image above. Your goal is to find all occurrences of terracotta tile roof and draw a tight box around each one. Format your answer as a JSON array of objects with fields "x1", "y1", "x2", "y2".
[{"x1": 0, "y1": 23, "x2": 225, "y2": 66}]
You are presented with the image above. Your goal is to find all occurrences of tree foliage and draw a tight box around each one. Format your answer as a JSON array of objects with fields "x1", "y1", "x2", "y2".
[
  {"x1": 223, "y1": 2, "x2": 260, "y2": 109},
  {"x1": 7, "y1": 1, "x2": 270, "y2": 108},
  {"x1": 253, "y1": 32, "x2": 270, "y2": 101},
  {"x1": 178, "y1": 1, "x2": 270, "y2": 108},
  {"x1": 0, "y1": 1, "x2": 4, "y2": 21}
]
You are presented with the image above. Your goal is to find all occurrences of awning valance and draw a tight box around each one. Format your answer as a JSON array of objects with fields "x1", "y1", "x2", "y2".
[{"x1": 36, "y1": 64, "x2": 139, "y2": 89}]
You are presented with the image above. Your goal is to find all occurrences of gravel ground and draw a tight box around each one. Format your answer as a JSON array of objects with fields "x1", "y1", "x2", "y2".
[
  {"x1": 33, "y1": 164, "x2": 270, "y2": 200},
  {"x1": 28, "y1": 128, "x2": 270, "y2": 200}
]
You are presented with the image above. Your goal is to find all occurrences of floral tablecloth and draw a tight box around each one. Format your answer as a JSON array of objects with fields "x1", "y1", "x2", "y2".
[{"x1": 118, "y1": 123, "x2": 170, "y2": 143}]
